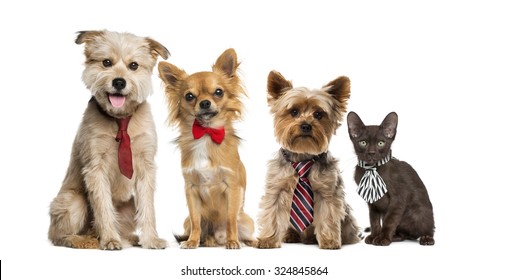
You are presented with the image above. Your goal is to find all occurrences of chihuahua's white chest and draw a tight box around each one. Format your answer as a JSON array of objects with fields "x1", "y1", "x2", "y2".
[{"x1": 185, "y1": 138, "x2": 216, "y2": 182}]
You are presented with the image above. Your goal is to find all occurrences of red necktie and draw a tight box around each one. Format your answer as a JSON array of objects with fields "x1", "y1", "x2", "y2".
[
  {"x1": 115, "y1": 117, "x2": 133, "y2": 179},
  {"x1": 290, "y1": 160, "x2": 314, "y2": 232},
  {"x1": 192, "y1": 119, "x2": 225, "y2": 144}
]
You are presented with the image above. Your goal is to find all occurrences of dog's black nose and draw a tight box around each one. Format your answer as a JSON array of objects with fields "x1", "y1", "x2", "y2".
[
  {"x1": 199, "y1": 100, "x2": 211, "y2": 109},
  {"x1": 300, "y1": 123, "x2": 312, "y2": 134},
  {"x1": 112, "y1": 78, "x2": 126, "y2": 90}
]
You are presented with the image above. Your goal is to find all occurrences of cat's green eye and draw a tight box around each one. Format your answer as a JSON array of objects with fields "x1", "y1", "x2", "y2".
[
  {"x1": 378, "y1": 141, "x2": 386, "y2": 147},
  {"x1": 359, "y1": 140, "x2": 367, "y2": 147}
]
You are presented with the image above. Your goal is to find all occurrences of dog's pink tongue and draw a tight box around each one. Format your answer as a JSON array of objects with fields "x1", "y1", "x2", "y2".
[{"x1": 109, "y1": 95, "x2": 126, "y2": 108}]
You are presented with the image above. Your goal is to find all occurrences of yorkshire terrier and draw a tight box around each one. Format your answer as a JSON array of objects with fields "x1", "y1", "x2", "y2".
[
  {"x1": 48, "y1": 30, "x2": 169, "y2": 249},
  {"x1": 158, "y1": 48, "x2": 256, "y2": 249},
  {"x1": 255, "y1": 70, "x2": 361, "y2": 249}
]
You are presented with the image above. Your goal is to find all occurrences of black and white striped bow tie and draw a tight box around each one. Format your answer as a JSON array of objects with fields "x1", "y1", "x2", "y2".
[{"x1": 357, "y1": 153, "x2": 391, "y2": 203}]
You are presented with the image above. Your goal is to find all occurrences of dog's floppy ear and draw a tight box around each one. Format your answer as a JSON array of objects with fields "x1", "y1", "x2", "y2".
[
  {"x1": 323, "y1": 76, "x2": 351, "y2": 111},
  {"x1": 347, "y1": 111, "x2": 365, "y2": 139},
  {"x1": 380, "y1": 112, "x2": 398, "y2": 139},
  {"x1": 213, "y1": 48, "x2": 239, "y2": 77},
  {"x1": 75, "y1": 30, "x2": 104, "y2": 44},
  {"x1": 267, "y1": 70, "x2": 293, "y2": 105},
  {"x1": 146, "y1": 38, "x2": 170, "y2": 60}
]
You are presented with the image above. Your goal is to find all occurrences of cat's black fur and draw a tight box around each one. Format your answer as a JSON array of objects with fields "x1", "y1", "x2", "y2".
[{"x1": 347, "y1": 111, "x2": 435, "y2": 246}]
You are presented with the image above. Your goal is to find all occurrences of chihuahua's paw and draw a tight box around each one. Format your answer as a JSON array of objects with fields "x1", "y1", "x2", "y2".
[
  {"x1": 226, "y1": 240, "x2": 241, "y2": 249},
  {"x1": 180, "y1": 240, "x2": 200, "y2": 249}
]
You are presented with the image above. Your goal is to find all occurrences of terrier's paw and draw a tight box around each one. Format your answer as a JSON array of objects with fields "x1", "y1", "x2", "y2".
[
  {"x1": 62, "y1": 235, "x2": 99, "y2": 249},
  {"x1": 141, "y1": 237, "x2": 167, "y2": 249},
  {"x1": 180, "y1": 240, "x2": 200, "y2": 249},
  {"x1": 100, "y1": 239, "x2": 123, "y2": 250},
  {"x1": 255, "y1": 238, "x2": 281, "y2": 249}
]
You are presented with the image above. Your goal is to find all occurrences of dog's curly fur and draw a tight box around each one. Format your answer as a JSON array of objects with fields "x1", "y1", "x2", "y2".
[
  {"x1": 48, "y1": 30, "x2": 169, "y2": 250},
  {"x1": 255, "y1": 70, "x2": 361, "y2": 249}
]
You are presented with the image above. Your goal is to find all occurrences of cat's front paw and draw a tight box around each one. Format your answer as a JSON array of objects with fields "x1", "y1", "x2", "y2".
[
  {"x1": 419, "y1": 235, "x2": 435, "y2": 246},
  {"x1": 365, "y1": 234, "x2": 375, "y2": 244},
  {"x1": 372, "y1": 235, "x2": 392, "y2": 246}
]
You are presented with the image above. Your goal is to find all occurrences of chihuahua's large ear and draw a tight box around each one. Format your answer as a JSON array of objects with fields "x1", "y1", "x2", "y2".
[
  {"x1": 158, "y1": 61, "x2": 186, "y2": 87},
  {"x1": 267, "y1": 70, "x2": 293, "y2": 105},
  {"x1": 380, "y1": 112, "x2": 398, "y2": 139},
  {"x1": 213, "y1": 48, "x2": 239, "y2": 77},
  {"x1": 347, "y1": 111, "x2": 365, "y2": 139},
  {"x1": 324, "y1": 76, "x2": 351, "y2": 110},
  {"x1": 146, "y1": 38, "x2": 170, "y2": 60}
]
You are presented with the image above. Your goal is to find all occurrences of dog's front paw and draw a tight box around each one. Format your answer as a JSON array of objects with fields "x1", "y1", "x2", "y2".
[
  {"x1": 181, "y1": 240, "x2": 200, "y2": 249},
  {"x1": 255, "y1": 238, "x2": 281, "y2": 249},
  {"x1": 100, "y1": 239, "x2": 122, "y2": 250},
  {"x1": 226, "y1": 240, "x2": 241, "y2": 249},
  {"x1": 141, "y1": 237, "x2": 167, "y2": 249},
  {"x1": 318, "y1": 240, "x2": 342, "y2": 250}
]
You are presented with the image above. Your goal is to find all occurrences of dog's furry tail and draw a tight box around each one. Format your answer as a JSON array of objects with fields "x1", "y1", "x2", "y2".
[{"x1": 173, "y1": 234, "x2": 189, "y2": 243}]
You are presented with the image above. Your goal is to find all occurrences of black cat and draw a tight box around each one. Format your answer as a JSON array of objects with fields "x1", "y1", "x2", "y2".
[{"x1": 347, "y1": 111, "x2": 435, "y2": 246}]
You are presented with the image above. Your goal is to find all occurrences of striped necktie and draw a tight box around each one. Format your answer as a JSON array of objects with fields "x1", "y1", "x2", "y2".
[
  {"x1": 290, "y1": 160, "x2": 315, "y2": 232},
  {"x1": 357, "y1": 152, "x2": 391, "y2": 203}
]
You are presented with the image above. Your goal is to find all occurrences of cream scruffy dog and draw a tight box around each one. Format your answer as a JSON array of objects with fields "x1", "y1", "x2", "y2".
[{"x1": 48, "y1": 30, "x2": 169, "y2": 250}]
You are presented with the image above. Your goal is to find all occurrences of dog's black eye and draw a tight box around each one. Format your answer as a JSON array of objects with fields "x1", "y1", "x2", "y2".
[
  {"x1": 290, "y1": 109, "x2": 299, "y2": 117},
  {"x1": 102, "y1": 59, "x2": 113, "y2": 67},
  {"x1": 214, "y1": 88, "x2": 224, "y2": 98},
  {"x1": 129, "y1": 62, "x2": 139, "y2": 71},
  {"x1": 313, "y1": 111, "x2": 323, "y2": 120},
  {"x1": 185, "y1": 92, "x2": 195, "y2": 102}
]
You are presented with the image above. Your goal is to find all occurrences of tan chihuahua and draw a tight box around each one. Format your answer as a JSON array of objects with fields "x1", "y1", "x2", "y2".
[{"x1": 158, "y1": 48, "x2": 255, "y2": 249}]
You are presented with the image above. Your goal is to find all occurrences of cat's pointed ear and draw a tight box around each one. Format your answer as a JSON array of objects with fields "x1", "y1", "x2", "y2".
[
  {"x1": 324, "y1": 76, "x2": 351, "y2": 112},
  {"x1": 381, "y1": 112, "x2": 398, "y2": 139},
  {"x1": 267, "y1": 70, "x2": 293, "y2": 106},
  {"x1": 347, "y1": 111, "x2": 365, "y2": 139}
]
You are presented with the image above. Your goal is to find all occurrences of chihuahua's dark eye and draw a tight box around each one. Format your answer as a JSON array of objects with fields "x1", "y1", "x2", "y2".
[
  {"x1": 185, "y1": 92, "x2": 195, "y2": 102},
  {"x1": 214, "y1": 88, "x2": 224, "y2": 97},
  {"x1": 102, "y1": 59, "x2": 113, "y2": 67},
  {"x1": 129, "y1": 62, "x2": 139, "y2": 71},
  {"x1": 313, "y1": 111, "x2": 323, "y2": 120},
  {"x1": 290, "y1": 109, "x2": 299, "y2": 117}
]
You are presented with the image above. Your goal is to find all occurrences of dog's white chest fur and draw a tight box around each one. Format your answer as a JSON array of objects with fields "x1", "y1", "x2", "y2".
[
  {"x1": 192, "y1": 138, "x2": 210, "y2": 170},
  {"x1": 187, "y1": 138, "x2": 216, "y2": 182}
]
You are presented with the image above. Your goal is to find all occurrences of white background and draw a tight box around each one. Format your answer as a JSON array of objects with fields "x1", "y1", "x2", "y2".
[{"x1": 1, "y1": 0, "x2": 506, "y2": 279}]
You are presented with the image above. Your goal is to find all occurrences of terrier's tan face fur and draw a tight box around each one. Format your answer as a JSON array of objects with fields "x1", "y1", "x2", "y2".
[
  {"x1": 267, "y1": 70, "x2": 351, "y2": 155},
  {"x1": 76, "y1": 30, "x2": 169, "y2": 118}
]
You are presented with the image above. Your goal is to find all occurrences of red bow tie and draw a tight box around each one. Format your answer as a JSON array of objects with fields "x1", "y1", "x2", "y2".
[
  {"x1": 115, "y1": 117, "x2": 133, "y2": 179},
  {"x1": 192, "y1": 119, "x2": 225, "y2": 144}
]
